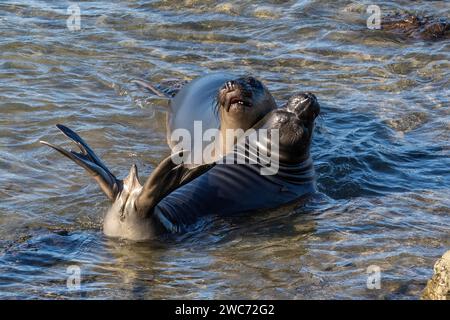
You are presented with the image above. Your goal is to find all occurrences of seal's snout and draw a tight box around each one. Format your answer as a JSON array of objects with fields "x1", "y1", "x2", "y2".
[
  {"x1": 219, "y1": 79, "x2": 254, "y2": 112},
  {"x1": 225, "y1": 80, "x2": 237, "y2": 91},
  {"x1": 287, "y1": 92, "x2": 320, "y2": 121}
]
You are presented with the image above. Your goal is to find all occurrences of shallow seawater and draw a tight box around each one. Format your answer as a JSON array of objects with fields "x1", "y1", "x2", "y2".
[{"x1": 0, "y1": 0, "x2": 449, "y2": 299}]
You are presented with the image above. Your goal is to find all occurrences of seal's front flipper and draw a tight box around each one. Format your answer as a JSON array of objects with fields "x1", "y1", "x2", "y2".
[
  {"x1": 132, "y1": 79, "x2": 169, "y2": 98},
  {"x1": 132, "y1": 79, "x2": 188, "y2": 98},
  {"x1": 136, "y1": 151, "x2": 214, "y2": 216},
  {"x1": 40, "y1": 124, "x2": 121, "y2": 201}
]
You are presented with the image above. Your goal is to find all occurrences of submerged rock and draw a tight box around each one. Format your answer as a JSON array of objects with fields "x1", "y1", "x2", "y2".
[
  {"x1": 422, "y1": 250, "x2": 450, "y2": 300},
  {"x1": 385, "y1": 112, "x2": 428, "y2": 133},
  {"x1": 381, "y1": 13, "x2": 449, "y2": 40}
]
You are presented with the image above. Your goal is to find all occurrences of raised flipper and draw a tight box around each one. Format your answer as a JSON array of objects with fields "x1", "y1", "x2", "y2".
[
  {"x1": 132, "y1": 79, "x2": 189, "y2": 98},
  {"x1": 136, "y1": 152, "x2": 215, "y2": 217},
  {"x1": 40, "y1": 124, "x2": 122, "y2": 201},
  {"x1": 41, "y1": 124, "x2": 214, "y2": 217}
]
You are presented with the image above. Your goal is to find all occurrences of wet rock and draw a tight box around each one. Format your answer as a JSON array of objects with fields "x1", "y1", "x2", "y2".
[
  {"x1": 253, "y1": 6, "x2": 281, "y2": 20},
  {"x1": 342, "y1": 2, "x2": 366, "y2": 14},
  {"x1": 385, "y1": 112, "x2": 428, "y2": 133},
  {"x1": 381, "y1": 13, "x2": 449, "y2": 40},
  {"x1": 422, "y1": 250, "x2": 450, "y2": 300},
  {"x1": 214, "y1": 3, "x2": 239, "y2": 15}
]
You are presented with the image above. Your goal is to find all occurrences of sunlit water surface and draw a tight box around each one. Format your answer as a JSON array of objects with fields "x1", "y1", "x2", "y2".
[{"x1": 0, "y1": 0, "x2": 449, "y2": 299}]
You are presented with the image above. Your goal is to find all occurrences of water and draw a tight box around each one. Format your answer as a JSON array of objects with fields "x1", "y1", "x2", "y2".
[{"x1": 0, "y1": 0, "x2": 449, "y2": 299}]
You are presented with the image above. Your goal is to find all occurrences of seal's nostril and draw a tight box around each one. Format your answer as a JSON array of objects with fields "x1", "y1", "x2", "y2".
[{"x1": 226, "y1": 81, "x2": 235, "y2": 91}]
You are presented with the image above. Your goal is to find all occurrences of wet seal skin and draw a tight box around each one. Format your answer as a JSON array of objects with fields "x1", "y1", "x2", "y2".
[
  {"x1": 41, "y1": 73, "x2": 320, "y2": 240},
  {"x1": 134, "y1": 73, "x2": 277, "y2": 162}
]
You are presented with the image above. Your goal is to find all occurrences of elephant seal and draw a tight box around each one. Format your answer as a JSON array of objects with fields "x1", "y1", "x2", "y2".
[
  {"x1": 153, "y1": 91, "x2": 320, "y2": 232},
  {"x1": 41, "y1": 74, "x2": 320, "y2": 240},
  {"x1": 136, "y1": 73, "x2": 278, "y2": 163}
]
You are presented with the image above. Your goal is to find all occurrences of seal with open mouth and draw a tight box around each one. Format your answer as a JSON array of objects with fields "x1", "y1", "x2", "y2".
[
  {"x1": 137, "y1": 73, "x2": 278, "y2": 162},
  {"x1": 41, "y1": 73, "x2": 320, "y2": 240}
]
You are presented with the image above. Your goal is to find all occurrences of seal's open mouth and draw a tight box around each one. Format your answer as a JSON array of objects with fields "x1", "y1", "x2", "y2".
[
  {"x1": 227, "y1": 95, "x2": 253, "y2": 112},
  {"x1": 218, "y1": 80, "x2": 255, "y2": 113}
]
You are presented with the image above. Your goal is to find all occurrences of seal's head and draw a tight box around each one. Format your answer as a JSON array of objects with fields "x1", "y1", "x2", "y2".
[
  {"x1": 286, "y1": 92, "x2": 321, "y2": 122},
  {"x1": 255, "y1": 92, "x2": 320, "y2": 163},
  {"x1": 216, "y1": 76, "x2": 277, "y2": 131},
  {"x1": 282, "y1": 92, "x2": 320, "y2": 163}
]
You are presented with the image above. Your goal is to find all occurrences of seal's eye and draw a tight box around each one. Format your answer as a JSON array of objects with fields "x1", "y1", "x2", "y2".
[
  {"x1": 246, "y1": 76, "x2": 256, "y2": 85},
  {"x1": 245, "y1": 76, "x2": 262, "y2": 89}
]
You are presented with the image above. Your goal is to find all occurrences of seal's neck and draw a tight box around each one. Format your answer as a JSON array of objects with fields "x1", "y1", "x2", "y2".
[
  {"x1": 217, "y1": 126, "x2": 246, "y2": 158},
  {"x1": 217, "y1": 110, "x2": 264, "y2": 158}
]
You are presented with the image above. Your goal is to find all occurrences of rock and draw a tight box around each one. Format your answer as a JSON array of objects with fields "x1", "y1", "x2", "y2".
[
  {"x1": 381, "y1": 13, "x2": 449, "y2": 40},
  {"x1": 422, "y1": 250, "x2": 450, "y2": 300}
]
